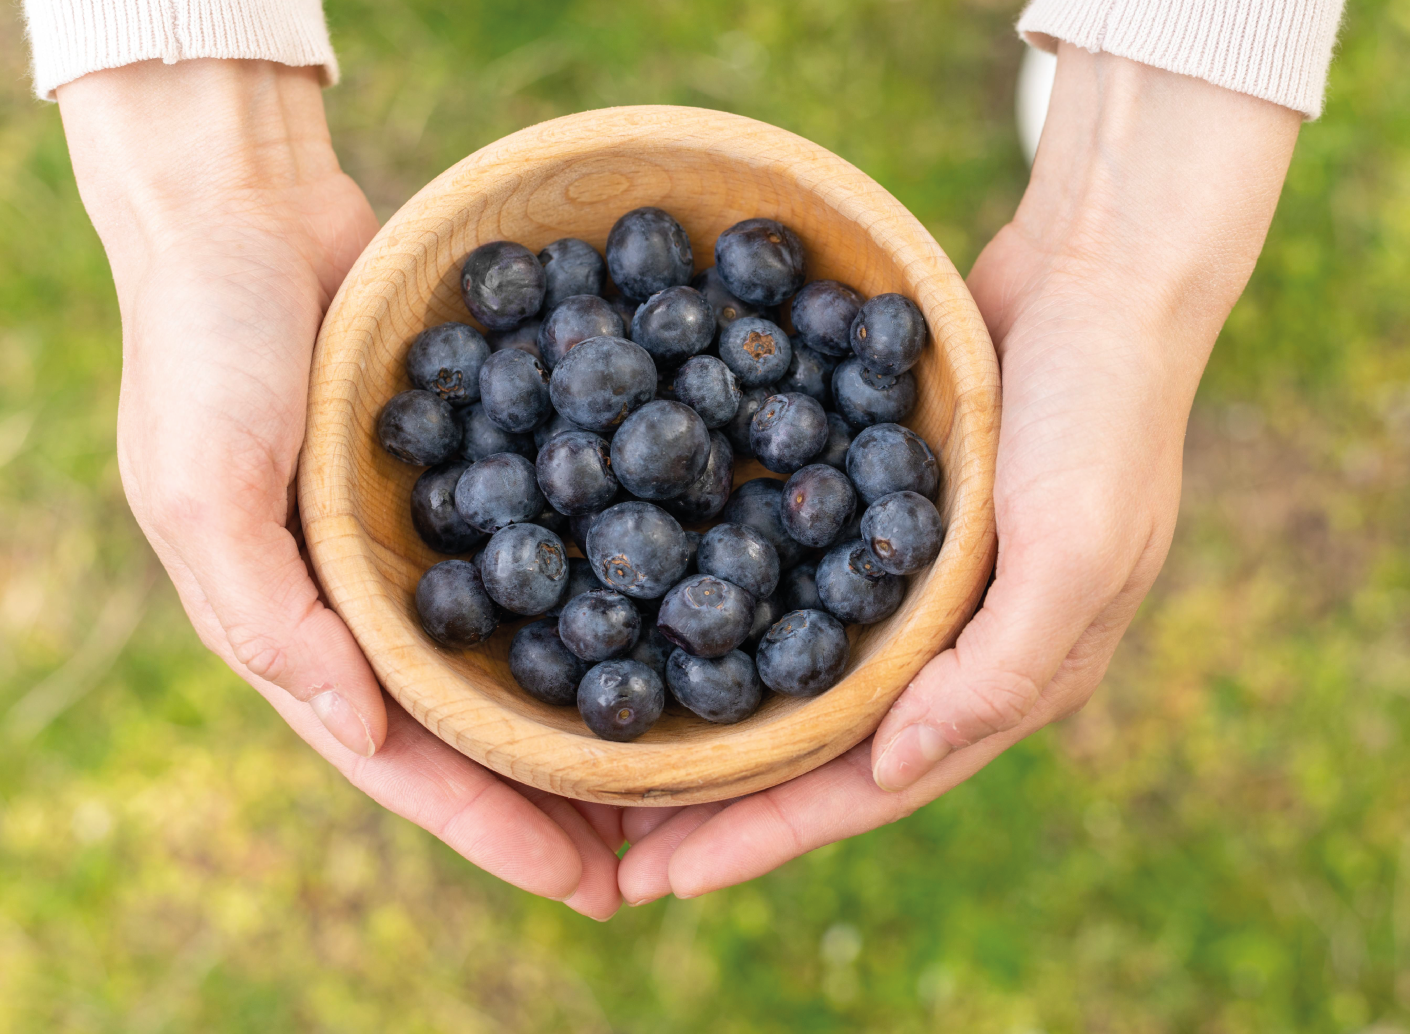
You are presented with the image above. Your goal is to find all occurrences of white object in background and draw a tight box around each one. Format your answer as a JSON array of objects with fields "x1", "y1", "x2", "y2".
[{"x1": 1016, "y1": 45, "x2": 1057, "y2": 165}]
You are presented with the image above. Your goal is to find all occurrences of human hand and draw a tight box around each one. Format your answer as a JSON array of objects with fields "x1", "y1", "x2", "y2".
[
  {"x1": 617, "y1": 46, "x2": 1301, "y2": 903},
  {"x1": 58, "y1": 59, "x2": 623, "y2": 918}
]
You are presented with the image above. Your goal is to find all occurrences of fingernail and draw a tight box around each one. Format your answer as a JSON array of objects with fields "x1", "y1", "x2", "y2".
[
  {"x1": 873, "y1": 723, "x2": 950, "y2": 792},
  {"x1": 310, "y1": 689, "x2": 376, "y2": 758}
]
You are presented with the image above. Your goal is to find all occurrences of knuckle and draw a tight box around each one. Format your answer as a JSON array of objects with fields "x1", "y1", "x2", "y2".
[
  {"x1": 226, "y1": 626, "x2": 290, "y2": 686},
  {"x1": 957, "y1": 667, "x2": 1043, "y2": 741}
]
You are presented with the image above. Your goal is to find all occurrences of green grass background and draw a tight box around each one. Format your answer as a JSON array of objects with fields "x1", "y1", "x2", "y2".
[{"x1": 1, "y1": 0, "x2": 1409, "y2": 1030}]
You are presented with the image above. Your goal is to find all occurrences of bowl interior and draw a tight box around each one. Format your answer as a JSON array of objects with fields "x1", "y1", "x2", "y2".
[{"x1": 302, "y1": 107, "x2": 997, "y2": 804}]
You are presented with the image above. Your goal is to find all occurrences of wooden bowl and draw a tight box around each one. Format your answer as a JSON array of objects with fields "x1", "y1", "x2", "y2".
[{"x1": 299, "y1": 106, "x2": 998, "y2": 806}]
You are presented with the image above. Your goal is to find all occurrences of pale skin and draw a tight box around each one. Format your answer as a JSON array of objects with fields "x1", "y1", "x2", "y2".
[{"x1": 56, "y1": 42, "x2": 1300, "y2": 915}]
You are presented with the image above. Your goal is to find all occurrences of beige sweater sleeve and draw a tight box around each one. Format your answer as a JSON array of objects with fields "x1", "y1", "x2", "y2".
[
  {"x1": 1017, "y1": 0, "x2": 1346, "y2": 119},
  {"x1": 22, "y1": 0, "x2": 339, "y2": 100}
]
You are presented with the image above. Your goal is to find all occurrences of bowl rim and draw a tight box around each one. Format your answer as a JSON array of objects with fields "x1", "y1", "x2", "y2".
[{"x1": 299, "y1": 104, "x2": 999, "y2": 806}]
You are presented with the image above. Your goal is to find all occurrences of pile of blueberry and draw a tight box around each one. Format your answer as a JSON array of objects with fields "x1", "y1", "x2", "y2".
[{"x1": 378, "y1": 207, "x2": 942, "y2": 742}]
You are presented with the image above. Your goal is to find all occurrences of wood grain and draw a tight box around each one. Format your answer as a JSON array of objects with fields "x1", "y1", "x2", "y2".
[{"x1": 299, "y1": 106, "x2": 999, "y2": 806}]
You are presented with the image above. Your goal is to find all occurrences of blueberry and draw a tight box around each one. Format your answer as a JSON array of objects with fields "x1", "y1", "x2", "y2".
[
  {"x1": 509, "y1": 619, "x2": 589, "y2": 706},
  {"x1": 666, "y1": 648, "x2": 763, "y2": 724},
  {"x1": 461, "y1": 241, "x2": 546, "y2": 330},
  {"x1": 586, "y1": 501, "x2": 691, "y2": 600},
  {"x1": 379, "y1": 390, "x2": 461, "y2": 466},
  {"x1": 816, "y1": 411, "x2": 854, "y2": 469},
  {"x1": 568, "y1": 491, "x2": 625, "y2": 554},
  {"x1": 697, "y1": 522, "x2": 780, "y2": 600},
  {"x1": 456, "y1": 402, "x2": 536, "y2": 462},
  {"x1": 558, "y1": 588, "x2": 641, "y2": 662},
  {"x1": 416, "y1": 559, "x2": 499, "y2": 648},
  {"x1": 539, "y1": 238, "x2": 606, "y2": 310},
  {"x1": 719, "y1": 477, "x2": 809, "y2": 570},
  {"x1": 487, "y1": 318, "x2": 543, "y2": 359},
  {"x1": 407, "y1": 322, "x2": 491, "y2": 405},
  {"x1": 606, "y1": 207, "x2": 694, "y2": 301},
  {"x1": 453, "y1": 452, "x2": 545, "y2": 533},
  {"x1": 691, "y1": 267, "x2": 776, "y2": 340},
  {"x1": 780, "y1": 463, "x2": 857, "y2": 548},
  {"x1": 630, "y1": 286, "x2": 715, "y2": 367},
  {"x1": 790, "y1": 280, "x2": 865, "y2": 356},
  {"x1": 411, "y1": 460, "x2": 486, "y2": 555},
  {"x1": 830, "y1": 508, "x2": 863, "y2": 547},
  {"x1": 673, "y1": 355, "x2": 741, "y2": 428},
  {"x1": 607, "y1": 295, "x2": 640, "y2": 328},
  {"x1": 815, "y1": 538, "x2": 905, "y2": 624},
  {"x1": 719, "y1": 317, "x2": 792, "y2": 388},
  {"x1": 751, "y1": 392, "x2": 829, "y2": 474},
  {"x1": 779, "y1": 561, "x2": 823, "y2": 612},
  {"x1": 845, "y1": 423, "x2": 940, "y2": 504},
  {"x1": 548, "y1": 336, "x2": 657, "y2": 432},
  {"x1": 577, "y1": 659, "x2": 666, "y2": 741},
  {"x1": 547, "y1": 556, "x2": 606, "y2": 617},
  {"x1": 851, "y1": 293, "x2": 926, "y2": 376},
  {"x1": 478, "y1": 523, "x2": 569, "y2": 615},
  {"x1": 714, "y1": 218, "x2": 806, "y2": 307},
  {"x1": 533, "y1": 504, "x2": 570, "y2": 537},
  {"x1": 656, "y1": 574, "x2": 755, "y2": 658},
  {"x1": 861, "y1": 490, "x2": 944, "y2": 575},
  {"x1": 477, "y1": 347, "x2": 552, "y2": 433},
  {"x1": 534, "y1": 410, "x2": 585, "y2": 450},
  {"x1": 537, "y1": 294, "x2": 624, "y2": 369},
  {"x1": 756, "y1": 609, "x2": 850, "y2": 697},
  {"x1": 662, "y1": 430, "x2": 734, "y2": 523},
  {"x1": 745, "y1": 592, "x2": 786, "y2": 649},
  {"x1": 610, "y1": 400, "x2": 710, "y2": 500},
  {"x1": 832, "y1": 357, "x2": 917, "y2": 428},
  {"x1": 628, "y1": 624, "x2": 675, "y2": 679},
  {"x1": 534, "y1": 430, "x2": 618, "y2": 516},
  {"x1": 724, "y1": 385, "x2": 773, "y2": 458},
  {"x1": 776, "y1": 342, "x2": 840, "y2": 407}
]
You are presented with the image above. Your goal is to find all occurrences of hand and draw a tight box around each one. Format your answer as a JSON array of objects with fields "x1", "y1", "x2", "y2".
[
  {"x1": 58, "y1": 60, "x2": 623, "y2": 919},
  {"x1": 617, "y1": 46, "x2": 1302, "y2": 903}
]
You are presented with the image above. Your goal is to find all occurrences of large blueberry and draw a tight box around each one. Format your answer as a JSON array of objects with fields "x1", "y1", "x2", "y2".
[
  {"x1": 378, "y1": 389, "x2": 461, "y2": 466},
  {"x1": 411, "y1": 460, "x2": 485, "y2": 555},
  {"x1": 568, "y1": 489, "x2": 626, "y2": 554},
  {"x1": 585, "y1": 501, "x2": 691, "y2": 600},
  {"x1": 477, "y1": 347, "x2": 552, "y2": 432},
  {"x1": 662, "y1": 430, "x2": 733, "y2": 524},
  {"x1": 790, "y1": 279, "x2": 864, "y2": 356},
  {"x1": 697, "y1": 522, "x2": 779, "y2": 601},
  {"x1": 779, "y1": 561, "x2": 823, "y2": 613},
  {"x1": 816, "y1": 411, "x2": 854, "y2": 470},
  {"x1": 691, "y1": 266, "x2": 776, "y2": 340},
  {"x1": 537, "y1": 294, "x2": 624, "y2": 370},
  {"x1": 776, "y1": 342, "x2": 840, "y2": 408},
  {"x1": 850, "y1": 293, "x2": 926, "y2": 376},
  {"x1": 719, "y1": 477, "x2": 808, "y2": 571},
  {"x1": 535, "y1": 430, "x2": 618, "y2": 516},
  {"x1": 630, "y1": 286, "x2": 715, "y2": 367},
  {"x1": 415, "y1": 559, "x2": 499, "y2": 648},
  {"x1": 609, "y1": 400, "x2": 710, "y2": 500},
  {"x1": 509, "y1": 619, "x2": 589, "y2": 706},
  {"x1": 606, "y1": 207, "x2": 694, "y2": 301},
  {"x1": 406, "y1": 322, "x2": 491, "y2": 405},
  {"x1": 750, "y1": 392, "x2": 828, "y2": 474},
  {"x1": 861, "y1": 490, "x2": 944, "y2": 575},
  {"x1": 656, "y1": 574, "x2": 755, "y2": 658},
  {"x1": 845, "y1": 423, "x2": 940, "y2": 504},
  {"x1": 456, "y1": 402, "x2": 536, "y2": 463},
  {"x1": 453, "y1": 452, "x2": 545, "y2": 533},
  {"x1": 548, "y1": 336, "x2": 657, "y2": 432},
  {"x1": 539, "y1": 238, "x2": 606, "y2": 310},
  {"x1": 461, "y1": 241, "x2": 546, "y2": 330},
  {"x1": 559, "y1": 589, "x2": 641, "y2": 662},
  {"x1": 724, "y1": 385, "x2": 773, "y2": 459},
  {"x1": 756, "y1": 609, "x2": 850, "y2": 697},
  {"x1": 673, "y1": 355, "x2": 741, "y2": 428},
  {"x1": 816, "y1": 538, "x2": 905, "y2": 625},
  {"x1": 719, "y1": 317, "x2": 792, "y2": 388},
  {"x1": 478, "y1": 523, "x2": 569, "y2": 616},
  {"x1": 666, "y1": 648, "x2": 763, "y2": 724},
  {"x1": 714, "y1": 218, "x2": 806, "y2": 307},
  {"x1": 744, "y1": 592, "x2": 786, "y2": 649},
  {"x1": 780, "y1": 463, "x2": 857, "y2": 548},
  {"x1": 577, "y1": 659, "x2": 665, "y2": 741},
  {"x1": 831, "y1": 357, "x2": 916, "y2": 428},
  {"x1": 486, "y1": 318, "x2": 543, "y2": 359}
]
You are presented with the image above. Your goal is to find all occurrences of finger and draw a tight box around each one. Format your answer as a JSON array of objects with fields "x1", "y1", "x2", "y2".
[
  {"x1": 517, "y1": 786, "x2": 623, "y2": 920},
  {"x1": 617, "y1": 803, "x2": 727, "y2": 906},
  {"x1": 621, "y1": 806, "x2": 683, "y2": 845},
  {"x1": 571, "y1": 800, "x2": 627, "y2": 853}
]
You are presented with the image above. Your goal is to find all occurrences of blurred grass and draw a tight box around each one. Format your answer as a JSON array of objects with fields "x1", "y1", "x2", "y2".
[{"x1": 0, "y1": 0, "x2": 1408, "y2": 1030}]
